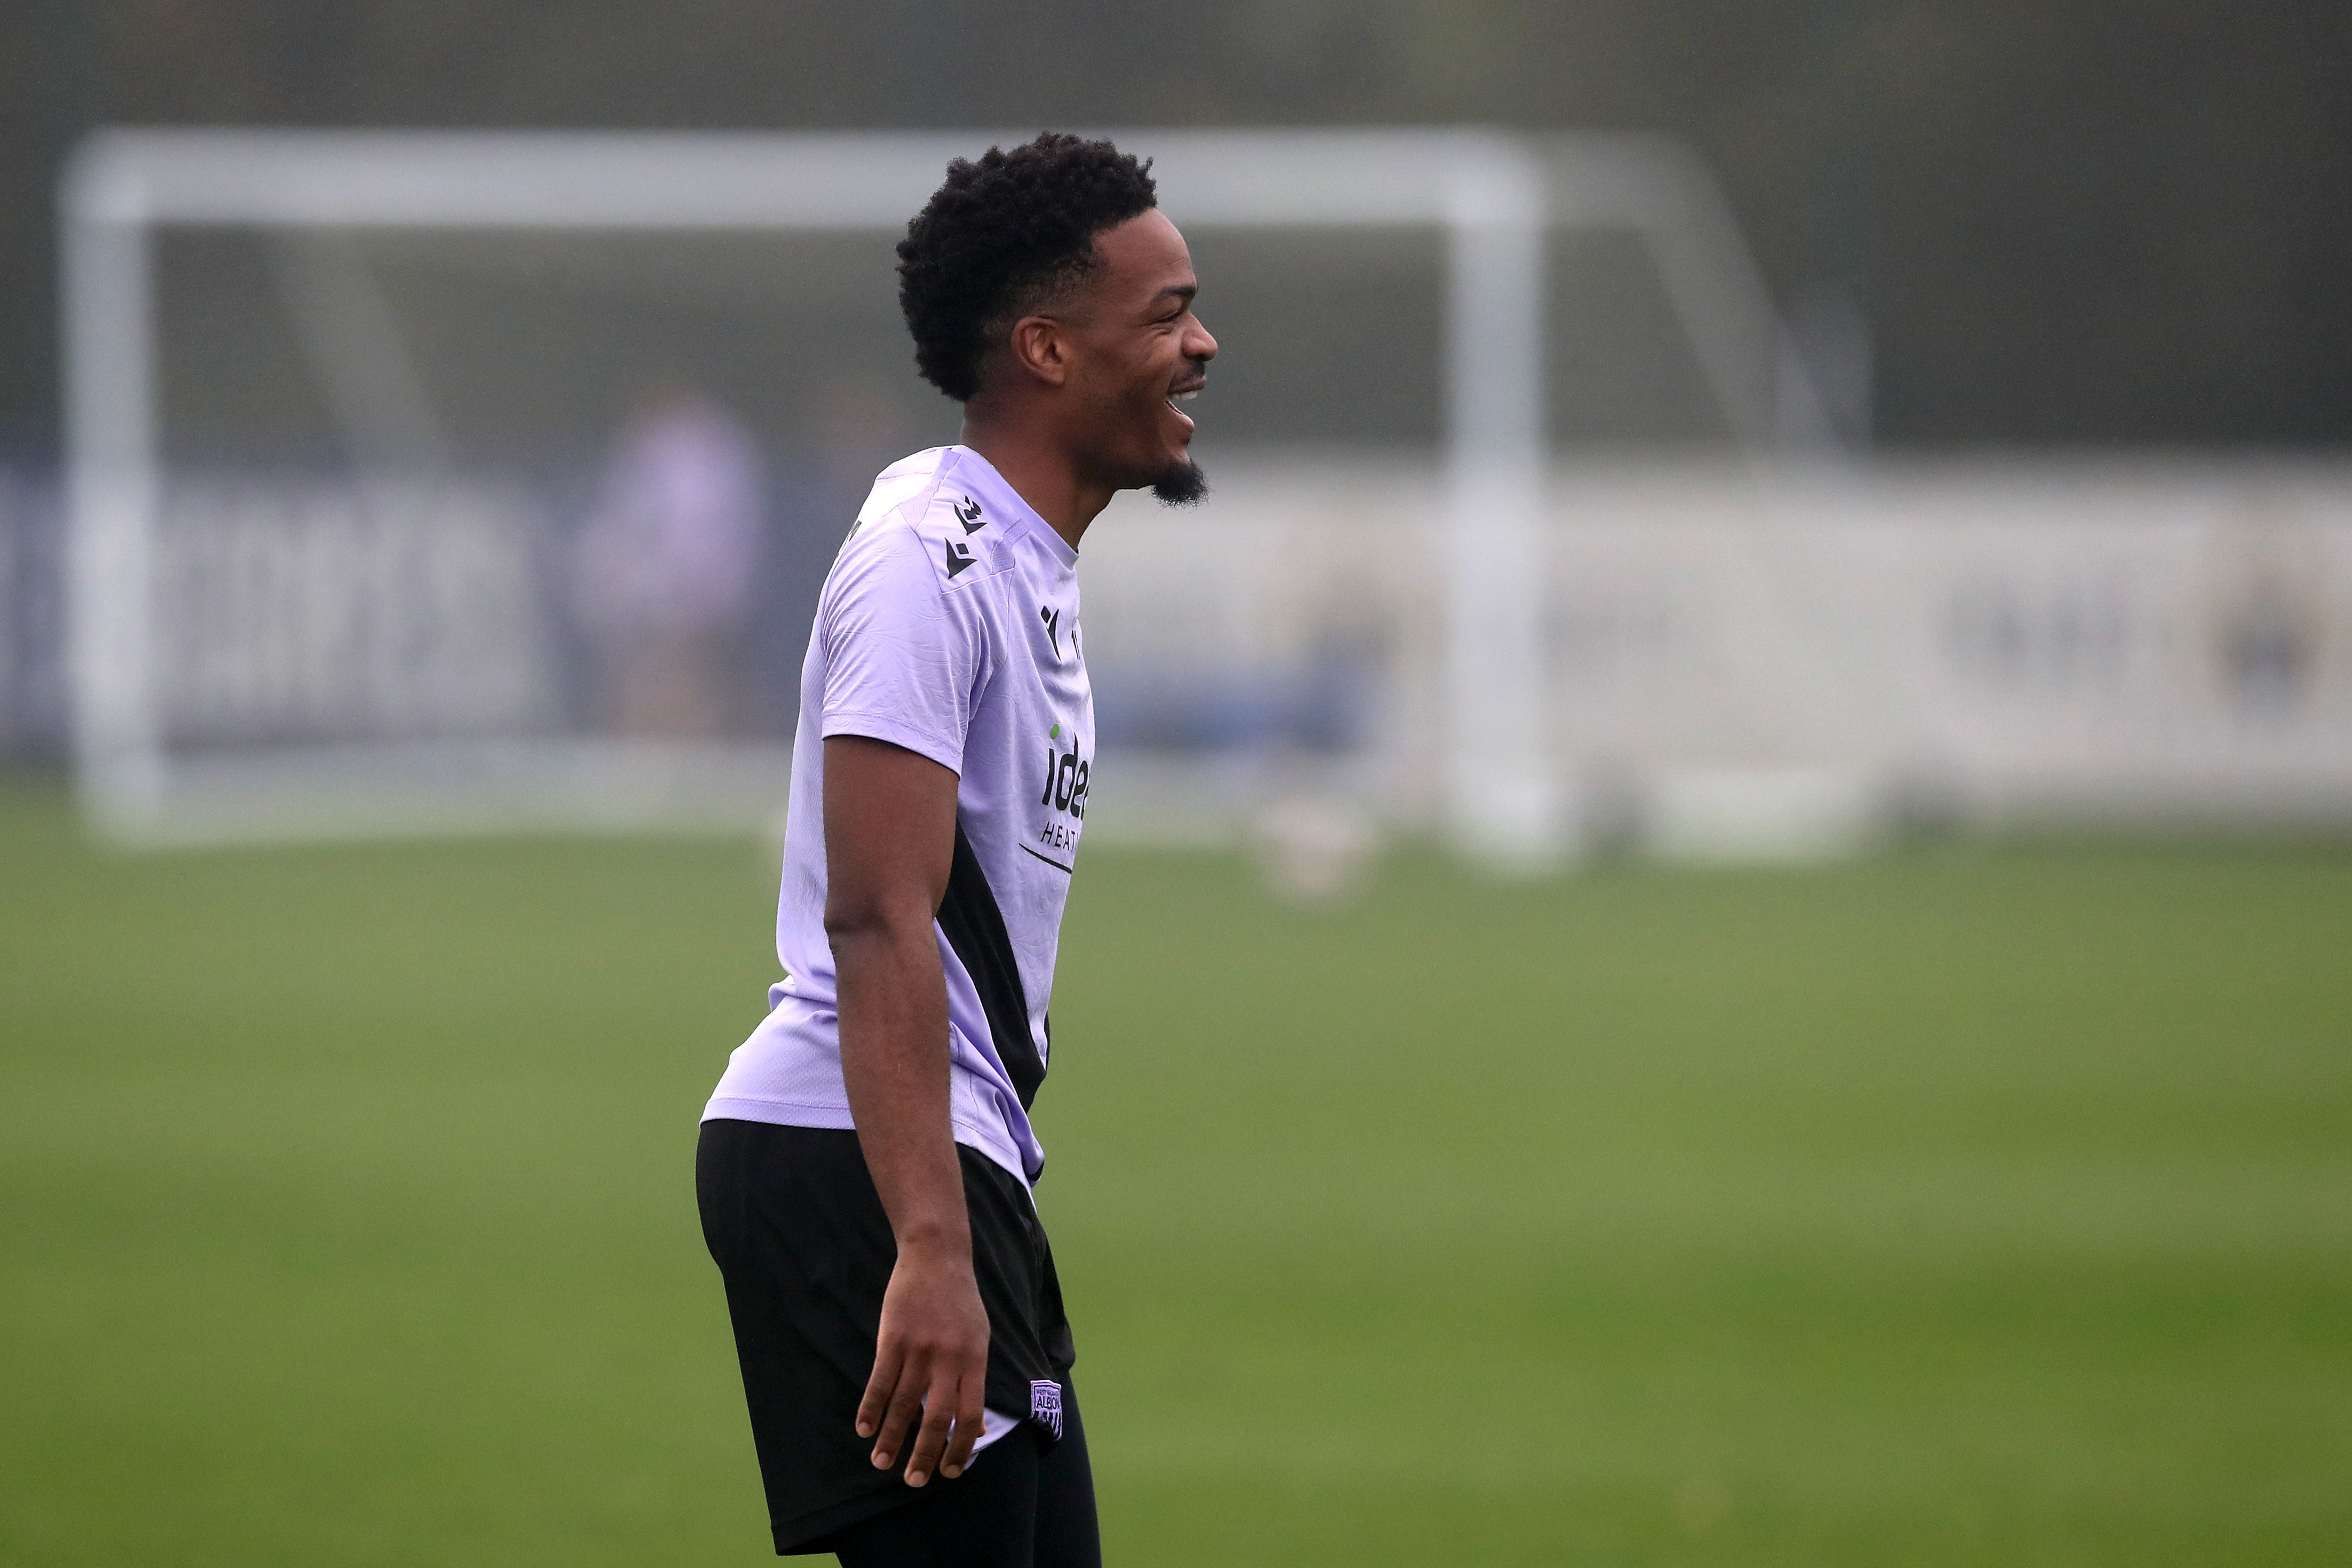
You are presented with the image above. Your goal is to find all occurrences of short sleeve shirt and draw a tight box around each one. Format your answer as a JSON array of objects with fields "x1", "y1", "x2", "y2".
[{"x1": 703, "y1": 447, "x2": 1092, "y2": 1185}]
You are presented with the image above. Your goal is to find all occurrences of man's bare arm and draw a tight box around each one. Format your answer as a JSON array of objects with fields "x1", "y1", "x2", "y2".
[{"x1": 824, "y1": 734, "x2": 989, "y2": 1487}]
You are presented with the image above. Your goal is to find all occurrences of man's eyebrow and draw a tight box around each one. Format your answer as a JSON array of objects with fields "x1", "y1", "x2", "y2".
[{"x1": 1150, "y1": 281, "x2": 1198, "y2": 309}]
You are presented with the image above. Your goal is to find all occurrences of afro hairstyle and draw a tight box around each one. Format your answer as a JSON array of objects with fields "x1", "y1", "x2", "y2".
[{"x1": 896, "y1": 132, "x2": 1159, "y2": 402}]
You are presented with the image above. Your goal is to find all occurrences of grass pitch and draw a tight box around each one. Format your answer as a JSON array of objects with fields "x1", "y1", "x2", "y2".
[{"x1": 2, "y1": 780, "x2": 2348, "y2": 1565}]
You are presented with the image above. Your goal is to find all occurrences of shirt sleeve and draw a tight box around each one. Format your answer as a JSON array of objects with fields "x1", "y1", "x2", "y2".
[{"x1": 816, "y1": 522, "x2": 986, "y2": 774}]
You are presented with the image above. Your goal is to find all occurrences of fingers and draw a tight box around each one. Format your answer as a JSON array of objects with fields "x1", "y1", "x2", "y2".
[
  {"x1": 861, "y1": 1347, "x2": 986, "y2": 1486},
  {"x1": 937, "y1": 1378, "x2": 987, "y2": 1480},
  {"x1": 871, "y1": 1363, "x2": 927, "y2": 1476},
  {"x1": 854, "y1": 1341, "x2": 899, "y2": 1446},
  {"x1": 902, "y1": 1374, "x2": 959, "y2": 1486}
]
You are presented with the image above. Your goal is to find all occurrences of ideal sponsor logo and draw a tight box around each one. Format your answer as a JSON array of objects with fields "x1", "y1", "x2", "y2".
[{"x1": 1037, "y1": 720, "x2": 1088, "y2": 849}]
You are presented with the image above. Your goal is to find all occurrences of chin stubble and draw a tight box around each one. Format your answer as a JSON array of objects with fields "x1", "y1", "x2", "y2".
[{"x1": 1151, "y1": 459, "x2": 1209, "y2": 507}]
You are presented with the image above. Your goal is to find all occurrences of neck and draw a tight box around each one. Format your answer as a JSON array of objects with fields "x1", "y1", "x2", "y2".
[{"x1": 958, "y1": 402, "x2": 1111, "y2": 551}]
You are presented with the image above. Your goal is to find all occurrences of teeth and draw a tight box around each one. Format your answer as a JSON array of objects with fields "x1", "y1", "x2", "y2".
[{"x1": 1173, "y1": 390, "x2": 1200, "y2": 403}]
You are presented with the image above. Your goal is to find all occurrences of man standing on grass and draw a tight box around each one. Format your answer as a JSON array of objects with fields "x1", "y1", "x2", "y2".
[{"x1": 696, "y1": 133, "x2": 1217, "y2": 1566}]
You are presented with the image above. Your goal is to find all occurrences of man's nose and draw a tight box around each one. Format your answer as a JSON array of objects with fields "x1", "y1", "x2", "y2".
[{"x1": 1187, "y1": 317, "x2": 1218, "y2": 362}]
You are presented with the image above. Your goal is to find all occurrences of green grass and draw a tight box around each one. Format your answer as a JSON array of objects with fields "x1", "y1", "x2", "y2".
[{"x1": 3, "y1": 778, "x2": 2349, "y2": 1565}]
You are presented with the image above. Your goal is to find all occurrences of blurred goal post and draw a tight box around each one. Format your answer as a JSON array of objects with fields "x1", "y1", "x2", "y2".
[{"x1": 63, "y1": 127, "x2": 1808, "y2": 861}]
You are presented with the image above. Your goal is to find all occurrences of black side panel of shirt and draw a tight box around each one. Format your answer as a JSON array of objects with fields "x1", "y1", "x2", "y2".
[{"x1": 936, "y1": 820, "x2": 1046, "y2": 1112}]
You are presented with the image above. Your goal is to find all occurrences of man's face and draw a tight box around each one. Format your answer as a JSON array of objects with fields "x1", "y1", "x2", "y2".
[{"x1": 1057, "y1": 209, "x2": 1218, "y2": 502}]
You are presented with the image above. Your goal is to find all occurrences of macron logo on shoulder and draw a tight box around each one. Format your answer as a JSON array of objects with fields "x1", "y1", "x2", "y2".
[{"x1": 943, "y1": 538, "x2": 977, "y2": 579}]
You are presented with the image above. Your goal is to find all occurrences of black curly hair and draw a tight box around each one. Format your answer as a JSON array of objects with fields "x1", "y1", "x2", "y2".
[{"x1": 896, "y1": 132, "x2": 1159, "y2": 402}]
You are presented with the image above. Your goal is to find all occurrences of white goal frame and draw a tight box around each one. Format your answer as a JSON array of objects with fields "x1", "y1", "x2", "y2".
[{"x1": 63, "y1": 126, "x2": 1808, "y2": 860}]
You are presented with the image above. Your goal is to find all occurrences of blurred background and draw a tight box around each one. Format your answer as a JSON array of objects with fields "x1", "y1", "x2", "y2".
[{"x1": 2, "y1": 3, "x2": 2348, "y2": 1565}]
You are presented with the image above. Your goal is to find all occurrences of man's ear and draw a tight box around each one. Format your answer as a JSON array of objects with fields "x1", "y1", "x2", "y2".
[{"x1": 1006, "y1": 315, "x2": 1071, "y2": 389}]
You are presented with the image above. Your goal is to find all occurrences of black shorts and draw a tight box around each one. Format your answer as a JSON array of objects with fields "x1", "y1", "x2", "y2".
[{"x1": 696, "y1": 1119, "x2": 1080, "y2": 1555}]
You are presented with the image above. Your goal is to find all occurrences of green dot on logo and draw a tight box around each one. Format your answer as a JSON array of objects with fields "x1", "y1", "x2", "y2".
[{"x1": 1049, "y1": 723, "x2": 1061, "y2": 739}]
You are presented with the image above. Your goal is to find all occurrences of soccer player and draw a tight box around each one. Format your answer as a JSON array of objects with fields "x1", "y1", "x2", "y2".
[{"x1": 696, "y1": 133, "x2": 1216, "y2": 1566}]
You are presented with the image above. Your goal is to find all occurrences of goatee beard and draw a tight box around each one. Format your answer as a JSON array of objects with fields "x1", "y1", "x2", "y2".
[{"x1": 1151, "y1": 459, "x2": 1209, "y2": 507}]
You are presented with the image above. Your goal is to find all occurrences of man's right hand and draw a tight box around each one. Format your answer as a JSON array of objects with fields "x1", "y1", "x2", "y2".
[{"x1": 857, "y1": 1241, "x2": 992, "y2": 1486}]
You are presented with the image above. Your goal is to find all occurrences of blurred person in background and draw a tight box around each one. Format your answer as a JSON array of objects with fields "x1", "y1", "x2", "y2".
[
  {"x1": 749, "y1": 378, "x2": 920, "y2": 737},
  {"x1": 573, "y1": 379, "x2": 766, "y2": 738},
  {"x1": 696, "y1": 132, "x2": 1214, "y2": 1566}
]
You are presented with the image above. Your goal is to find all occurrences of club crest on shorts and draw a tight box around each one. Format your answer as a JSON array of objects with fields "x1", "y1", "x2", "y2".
[{"x1": 1029, "y1": 1379, "x2": 1063, "y2": 1439}]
